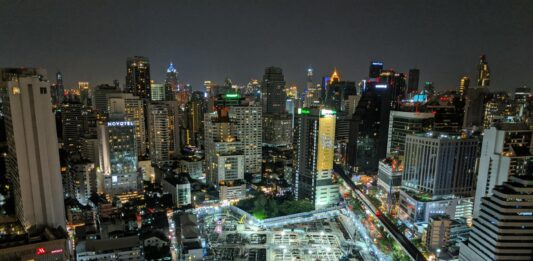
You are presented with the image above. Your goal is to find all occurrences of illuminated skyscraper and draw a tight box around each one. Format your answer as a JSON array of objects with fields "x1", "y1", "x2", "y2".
[
  {"x1": 204, "y1": 103, "x2": 246, "y2": 201},
  {"x1": 92, "y1": 83, "x2": 121, "y2": 116},
  {"x1": 148, "y1": 103, "x2": 171, "y2": 167},
  {"x1": 97, "y1": 121, "x2": 141, "y2": 198},
  {"x1": 61, "y1": 101, "x2": 84, "y2": 152},
  {"x1": 460, "y1": 175, "x2": 533, "y2": 261},
  {"x1": 150, "y1": 82, "x2": 165, "y2": 101},
  {"x1": 78, "y1": 81, "x2": 90, "y2": 107},
  {"x1": 165, "y1": 62, "x2": 178, "y2": 101},
  {"x1": 126, "y1": 56, "x2": 151, "y2": 99},
  {"x1": 294, "y1": 107, "x2": 339, "y2": 209},
  {"x1": 476, "y1": 55, "x2": 490, "y2": 87},
  {"x1": 107, "y1": 93, "x2": 147, "y2": 157},
  {"x1": 459, "y1": 76, "x2": 470, "y2": 96},
  {"x1": 0, "y1": 68, "x2": 66, "y2": 229},
  {"x1": 50, "y1": 71, "x2": 64, "y2": 107},
  {"x1": 386, "y1": 111, "x2": 434, "y2": 155}
]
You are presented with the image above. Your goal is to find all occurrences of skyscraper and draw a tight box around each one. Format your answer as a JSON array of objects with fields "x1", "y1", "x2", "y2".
[
  {"x1": 78, "y1": 81, "x2": 90, "y2": 107},
  {"x1": 204, "y1": 104, "x2": 246, "y2": 201},
  {"x1": 50, "y1": 71, "x2": 64, "y2": 107},
  {"x1": 61, "y1": 101, "x2": 84, "y2": 152},
  {"x1": 261, "y1": 66, "x2": 286, "y2": 115},
  {"x1": 386, "y1": 111, "x2": 434, "y2": 155},
  {"x1": 407, "y1": 69, "x2": 420, "y2": 93},
  {"x1": 184, "y1": 91, "x2": 207, "y2": 148},
  {"x1": 293, "y1": 107, "x2": 339, "y2": 209},
  {"x1": 459, "y1": 76, "x2": 470, "y2": 96},
  {"x1": 347, "y1": 80, "x2": 391, "y2": 173},
  {"x1": 402, "y1": 132, "x2": 478, "y2": 198},
  {"x1": 107, "y1": 93, "x2": 147, "y2": 157},
  {"x1": 97, "y1": 121, "x2": 141, "y2": 198},
  {"x1": 0, "y1": 68, "x2": 66, "y2": 229},
  {"x1": 126, "y1": 56, "x2": 151, "y2": 99},
  {"x1": 148, "y1": 103, "x2": 171, "y2": 167},
  {"x1": 150, "y1": 82, "x2": 165, "y2": 101},
  {"x1": 165, "y1": 62, "x2": 178, "y2": 101},
  {"x1": 476, "y1": 54, "x2": 490, "y2": 87},
  {"x1": 92, "y1": 83, "x2": 121, "y2": 116},
  {"x1": 473, "y1": 121, "x2": 533, "y2": 217},
  {"x1": 460, "y1": 175, "x2": 533, "y2": 260}
]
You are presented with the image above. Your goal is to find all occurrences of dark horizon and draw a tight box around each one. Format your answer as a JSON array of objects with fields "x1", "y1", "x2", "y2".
[{"x1": 1, "y1": 0, "x2": 532, "y2": 91}]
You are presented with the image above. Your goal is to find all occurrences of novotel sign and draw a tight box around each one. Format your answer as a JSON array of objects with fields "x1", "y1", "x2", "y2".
[{"x1": 107, "y1": 121, "x2": 134, "y2": 127}]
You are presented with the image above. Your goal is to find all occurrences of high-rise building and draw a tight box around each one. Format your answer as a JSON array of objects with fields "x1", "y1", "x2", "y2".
[
  {"x1": 407, "y1": 69, "x2": 420, "y2": 94},
  {"x1": 347, "y1": 80, "x2": 391, "y2": 173},
  {"x1": 97, "y1": 121, "x2": 141, "y2": 198},
  {"x1": 402, "y1": 132, "x2": 478, "y2": 198},
  {"x1": 66, "y1": 159, "x2": 96, "y2": 205},
  {"x1": 304, "y1": 67, "x2": 320, "y2": 107},
  {"x1": 427, "y1": 94, "x2": 465, "y2": 133},
  {"x1": 108, "y1": 93, "x2": 147, "y2": 157},
  {"x1": 369, "y1": 61, "x2": 384, "y2": 78},
  {"x1": 482, "y1": 92, "x2": 516, "y2": 129},
  {"x1": 92, "y1": 83, "x2": 121, "y2": 116},
  {"x1": 162, "y1": 175, "x2": 192, "y2": 208},
  {"x1": 150, "y1": 82, "x2": 165, "y2": 102},
  {"x1": 148, "y1": 103, "x2": 171, "y2": 167},
  {"x1": 293, "y1": 108, "x2": 339, "y2": 209},
  {"x1": 215, "y1": 94, "x2": 262, "y2": 180},
  {"x1": 78, "y1": 81, "x2": 91, "y2": 107},
  {"x1": 261, "y1": 66, "x2": 286, "y2": 115},
  {"x1": 263, "y1": 114, "x2": 293, "y2": 146},
  {"x1": 514, "y1": 86, "x2": 532, "y2": 120},
  {"x1": 185, "y1": 91, "x2": 207, "y2": 148},
  {"x1": 126, "y1": 56, "x2": 151, "y2": 99},
  {"x1": 0, "y1": 68, "x2": 66, "y2": 229},
  {"x1": 50, "y1": 71, "x2": 64, "y2": 107},
  {"x1": 473, "y1": 121, "x2": 533, "y2": 217},
  {"x1": 476, "y1": 55, "x2": 490, "y2": 87},
  {"x1": 61, "y1": 101, "x2": 84, "y2": 152},
  {"x1": 204, "y1": 106, "x2": 246, "y2": 201},
  {"x1": 165, "y1": 62, "x2": 178, "y2": 101},
  {"x1": 459, "y1": 76, "x2": 470, "y2": 96},
  {"x1": 386, "y1": 111, "x2": 434, "y2": 155},
  {"x1": 460, "y1": 175, "x2": 533, "y2": 261}
]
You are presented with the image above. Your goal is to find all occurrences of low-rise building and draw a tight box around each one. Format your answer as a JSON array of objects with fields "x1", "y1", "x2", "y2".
[{"x1": 76, "y1": 236, "x2": 142, "y2": 261}]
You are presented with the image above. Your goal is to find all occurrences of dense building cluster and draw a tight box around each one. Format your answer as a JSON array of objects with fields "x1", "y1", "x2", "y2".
[{"x1": 0, "y1": 54, "x2": 532, "y2": 260}]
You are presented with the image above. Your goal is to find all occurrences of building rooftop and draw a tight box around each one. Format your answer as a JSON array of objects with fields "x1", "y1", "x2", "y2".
[{"x1": 77, "y1": 236, "x2": 140, "y2": 253}]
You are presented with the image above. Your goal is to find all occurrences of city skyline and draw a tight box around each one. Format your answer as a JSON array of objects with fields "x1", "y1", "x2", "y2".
[{"x1": 1, "y1": 0, "x2": 532, "y2": 90}]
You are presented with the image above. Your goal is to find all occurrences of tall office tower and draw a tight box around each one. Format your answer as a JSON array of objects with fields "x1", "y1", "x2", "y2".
[
  {"x1": 61, "y1": 101, "x2": 84, "y2": 152},
  {"x1": 165, "y1": 62, "x2": 178, "y2": 101},
  {"x1": 427, "y1": 93, "x2": 465, "y2": 133},
  {"x1": 304, "y1": 67, "x2": 319, "y2": 107},
  {"x1": 126, "y1": 56, "x2": 151, "y2": 99},
  {"x1": 204, "y1": 108, "x2": 246, "y2": 201},
  {"x1": 460, "y1": 175, "x2": 533, "y2": 261},
  {"x1": 150, "y1": 82, "x2": 165, "y2": 101},
  {"x1": 473, "y1": 121, "x2": 533, "y2": 217},
  {"x1": 386, "y1": 111, "x2": 434, "y2": 156},
  {"x1": 244, "y1": 79, "x2": 261, "y2": 102},
  {"x1": 482, "y1": 92, "x2": 516, "y2": 129},
  {"x1": 383, "y1": 71, "x2": 407, "y2": 109},
  {"x1": 323, "y1": 70, "x2": 357, "y2": 112},
  {"x1": 78, "y1": 81, "x2": 91, "y2": 107},
  {"x1": 97, "y1": 121, "x2": 141, "y2": 198},
  {"x1": 514, "y1": 86, "x2": 532, "y2": 120},
  {"x1": 476, "y1": 54, "x2": 490, "y2": 87},
  {"x1": 107, "y1": 93, "x2": 147, "y2": 157},
  {"x1": 458, "y1": 76, "x2": 470, "y2": 96},
  {"x1": 66, "y1": 159, "x2": 96, "y2": 205},
  {"x1": 92, "y1": 83, "x2": 121, "y2": 116},
  {"x1": 369, "y1": 61, "x2": 384, "y2": 78},
  {"x1": 81, "y1": 107, "x2": 98, "y2": 137},
  {"x1": 407, "y1": 69, "x2": 420, "y2": 94},
  {"x1": 216, "y1": 94, "x2": 262, "y2": 181},
  {"x1": 0, "y1": 68, "x2": 66, "y2": 229},
  {"x1": 147, "y1": 103, "x2": 171, "y2": 167},
  {"x1": 81, "y1": 136, "x2": 99, "y2": 169},
  {"x1": 402, "y1": 133, "x2": 478, "y2": 198},
  {"x1": 185, "y1": 91, "x2": 207, "y2": 147},
  {"x1": 50, "y1": 71, "x2": 64, "y2": 107},
  {"x1": 346, "y1": 80, "x2": 391, "y2": 173},
  {"x1": 293, "y1": 108, "x2": 339, "y2": 209},
  {"x1": 261, "y1": 66, "x2": 286, "y2": 114}
]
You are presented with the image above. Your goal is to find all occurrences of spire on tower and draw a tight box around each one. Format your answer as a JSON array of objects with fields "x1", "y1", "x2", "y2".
[{"x1": 167, "y1": 62, "x2": 177, "y2": 73}]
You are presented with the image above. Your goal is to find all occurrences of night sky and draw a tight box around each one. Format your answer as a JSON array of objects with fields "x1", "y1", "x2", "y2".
[{"x1": 1, "y1": 0, "x2": 532, "y2": 91}]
